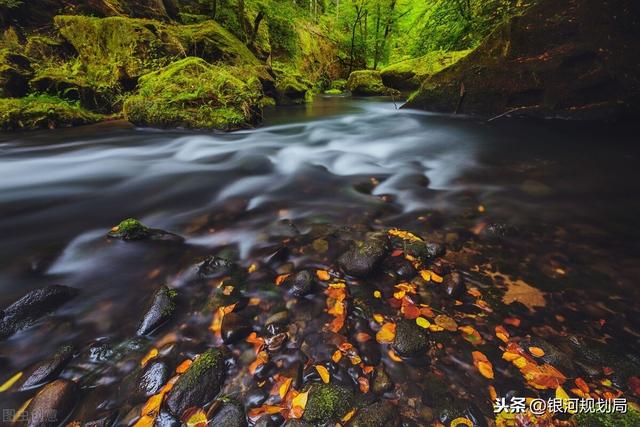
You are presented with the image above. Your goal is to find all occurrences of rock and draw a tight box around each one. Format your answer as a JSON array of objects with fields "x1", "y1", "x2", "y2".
[
  {"x1": 346, "y1": 70, "x2": 387, "y2": 96},
  {"x1": 29, "y1": 72, "x2": 114, "y2": 114},
  {"x1": 330, "y1": 79, "x2": 347, "y2": 91},
  {"x1": 274, "y1": 68, "x2": 312, "y2": 105},
  {"x1": 303, "y1": 383, "x2": 354, "y2": 424},
  {"x1": 209, "y1": 400, "x2": 247, "y2": 427},
  {"x1": 525, "y1": 337, "x2": 574, "y2": 375},
  {"x1": 165, "y1": 348, "x2": 226, "y2": 417},
  {"x1": 22, "y1": 379, "x2": 78, "y2": 427},
  {"x1": 137, "y1": 285, "x2": 177, "y2": 336},
  {"x1": 380, "y1": 50, "x2": 470, "y2": 91},
  {"x1": 350, "y1": 400, "x2": 400, "y2": 427},
  {"x1": 393, "y1": 319, "x2": 430, "y2": 357},
  {"x1": 0, "y1": 49, "x2": 33, "y2": 98},
  {"x1": 0, "y1": 96, "x2": 102, "y2": 131},
  {"x1": 154, "y1": 410, "x2": 181, "y2": 427},
  {"x1": 107, "y1": 218, "x2": 184, "y2": 242},
  {"x1": 283, "y1": 270, "x2": 314, "y2": 297},
  {"x1": 20, "y1": 345, "x2": 74, "y2": 390},
  {"x1": 338, "y1": 235, "x2": 389, "y2": 277},
  {"x1": 123, "y1": 57, "x2": 264, "y2": 130},
  {"x1": 443, "y1": 272, "x2": 466, "y2": 299},
  {"x1": 283, "y1": 421, "x2": 313, "y2": 427},
  {"x1": 403, "y1": 0, "x2": 640, "y2": 120},
  {"x1": 371, "y1": 366, "x2": 393, "y2": 394},
  {"x1": 136, "y1": 358, "x2": 170, "y2": 398},
  {"x1": 221, "y1": 312, "x2": 252, "y2": 344},
  {"x1": 197, "y1": 255, "x2": 236, "y2": 279},
  {"x1": 0, "y1": 285, "x2": 78, "y2": 341}
]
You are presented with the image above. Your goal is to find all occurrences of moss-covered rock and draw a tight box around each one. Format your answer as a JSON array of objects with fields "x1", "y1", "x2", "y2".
[
  {"x1": 0, "y1": 95, "x2": 101, "y2": 131},
  {"x1": 380, "y1": 50, "x2": 470, "y2": 92},
  {"x1": 0, "y1": 49, "x2": 33, "y2": 98},
  {"x1": 30, "y1": 70, "x2": 115, "y2": 113},
  {"x1": 350, "y1": 400, "x2": 400, "y2": 427},
  {"x1": 346, "y1": 70, "x2": 388, "y2": 96},
  {"x1": 25, "y1": 34, "x2": 75, "y2": 63},
  {"x1": 393, "y1": 319, "x2": 430, "y2": 357},
  {"x1": 122, "y1": 57, "x2": 264, "y2": 130},
  {"x1": 404, "y1": 0, "x2": 640, "y2": 120},
  {"x1": 108, "y1": 218, "x2": 151, "y2": 240},
  {"x1": 273, "y1": 65, "x2": 312, "y2": 105},
  {"x1": 303, "y1": 383, "x2": 354, "y2": 424}
]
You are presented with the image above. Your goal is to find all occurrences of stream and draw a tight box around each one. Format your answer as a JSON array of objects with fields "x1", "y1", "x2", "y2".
[{"x1": 1, "y1": 97, "x2": 639, "y2": 425}]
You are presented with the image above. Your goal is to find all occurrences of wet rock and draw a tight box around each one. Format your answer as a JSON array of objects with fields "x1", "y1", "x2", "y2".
[
  {"x1": 107, "y1": 218, "x2": 184, "y2": 242},
  {"x1": 382, "y1": 256, "x2": 415, "y2": 279},
  {"x1": 255, "y1": 414, "x2": 283, "y2": 427},
  {"x1": 22, "y1": 379, "x2": 78, "y2": 427},
  {"x1": 437, "y1": 400, "x2": 487, "y2": 427},
  {"x1": 443, "y1": 272, "x2": 466, "y2": 299},
  {"x1": 338, "y1": 235, "x2": 389, "y2": 277},
  {"x1": 20, "y1": 345, "x2": 74, "y2": 390},
  {"x1": 221, "y1": 312, "x2": 252, "y2": 344},
  {"x1": 197, "y1": 255, "x2": 236, "y2": 279},
  {"x1": 264, "y1": 310, "x2": 289, "y2": 336},
  {"x1": 88, "y1": 341, "x2": 115, "y2": 363},
  {"x1": 350, "y1": 400, "x2": 400, "y2": 427},
  {"x1": 393, "y1": 320, "x2": 430, "y2": 357},
  {"x1": 0, "y1": 284, "x2": 78, "y2": 341},
  {"x1": 137, "y1": 285, "x2": 178, "y2": 336},
  {"x1": 372, "y1": 366, "x2": 393, "y2": 394},
  {"x1": 404, "y1": 241, "x2": 445, "y2": 262},
  {"x1": 264, "y1": 332, "x2": 288, "y2": 353},
  {"x1": 480, "y1": 223, "x2": 517, "y2": 240},
  {"x1": 165, "y1": 348, "x2": 226, "y2": 417},
  {"x1": 346, "y1": 70, "x2": 388, "y2": 96},
  {"x1": 137, "y1": 358, "x2": 171, "y2": 398},
  {"x1": 154, "y1": 410, "x2": 181, "y2": 427},
  {"x1": 283, "y1": 420, "x2": 313, "y2": 427},
  {"x1": 283, "y1": 270, "x2": 314, "y2": 297},
  {"x1": 209, "y1": 400, "x2": 247, "y2": 427},
  {"x1": 303, "y1": 383, "x2": 354, "y2": 424},
  {"x1": 525, "y1": 337, "x2": 574, "y2": 374}
]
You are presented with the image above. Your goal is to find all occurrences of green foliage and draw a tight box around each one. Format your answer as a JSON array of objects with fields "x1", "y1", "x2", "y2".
[
  {"x1": 0, "y1": 0, "x2": 23, "y2": 8},
  {"x1": 0, "y1": 94, "x2": 101, "y2": 131},
  {"x1": 122, "y1": 57, "x2": 264, "y2": 130}
]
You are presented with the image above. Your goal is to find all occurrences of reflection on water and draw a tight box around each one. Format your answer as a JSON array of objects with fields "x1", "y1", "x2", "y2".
[{"x1": 0, "y1": 96, "x2": 639, "y2": 383}]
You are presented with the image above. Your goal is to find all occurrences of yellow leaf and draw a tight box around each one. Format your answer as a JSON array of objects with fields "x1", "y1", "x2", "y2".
[
  {"x1": 185, "y1": 409, "x2": 208, "y2": 427},
  {"x1": 12, "y1": 398, "x2": 31, "y2": 422},
  {"x1": 316, "y1": 270, "x2": 330, "y2": 281},
  {"x1": 315, "y1": 365, "x2": 330, "y2": 384},
  {"x1": 0, "y1": 371, "x2": 23, "y2": 392},
  {"x1": 279, "y1": 377, "x2": 293, "y2": 399},
  {"x1": 133, "y1": 415, "x2": 156, "y2": 427},
  {"x1": 415, "y1": 317, "x2": 431, "y2": 329},
  {"x1": 528, "y1": 346, "x2": 545, "y2": 357},
  {"x1": 388, "y1": 228, "x2": 422, "y2": 242},
  {"x1": 332, "y1": 350, "x2": 342, "y2": 363},
  {"x1": 419, "y1": 270, "x2": 431, "y2": 281},
  {"x1": 141, "y1": 348, "x2": 158, "y2": 367},
  {"x1": 291, "y1": 390, "x2": 309, "y2": 411},
  {"x1": 451, "y1": 417, "x2": 473, "y2": 427},
  {"x1": 247, "y1": 263, "x2": 258, "y2": 273},
  {"x1": 373, "y1": 313, "x2": 384, "y2": 323},
  {"x1": 513, "y1": 356, "x2": 527, "y2": 369},
  {"x1": 373, "y1": 290, "x2": 381, "y2": 298},
  {"x1": 430, "y1": 271, "x2": 444, "y2": 283},
  {"x1": 341, "y1": 408, "x2": 357, "y2": 422}
]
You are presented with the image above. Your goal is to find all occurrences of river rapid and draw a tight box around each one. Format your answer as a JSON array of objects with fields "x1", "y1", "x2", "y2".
[{"x1": 1, "y1": 97, "x2": 639, "y2": 425}]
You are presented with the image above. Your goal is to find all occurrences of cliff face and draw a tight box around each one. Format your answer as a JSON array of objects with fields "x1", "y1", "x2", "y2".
[{"x1": 404, "y1": 0, "x2": 640, "y2": 120}]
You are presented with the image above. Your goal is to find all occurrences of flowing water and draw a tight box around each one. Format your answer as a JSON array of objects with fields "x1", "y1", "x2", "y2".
[{"x1": 1, "y1": 97, "x2": 639, "y2": 424}]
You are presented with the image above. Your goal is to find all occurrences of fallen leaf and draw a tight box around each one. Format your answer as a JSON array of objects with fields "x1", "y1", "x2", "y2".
[
  {"x1": 472, "y1": 351, "x2": 494, "y2": 379},
  {"x1": 376, "y1": 323, "x2": 396, "y2": 343},
  {"x1": 0, "y1": 371, "x2": 23, "y2": 392},
  {"x1": 141, "y1": 348, "x2": 158, "y2": 367},
  {"x1": 416, "y1": 317, "x2": 431, "y2": 329},
  {"x1": 316, "y1": 269, "x2": 330, "y2": 281},
  {"x1": 315, "y1": 365, "x2": 330, "y2": 384},
  {"x1": 501, "y1": 279, "x2": 545, "y2": 310},
  {"x1": 388, "y1": 228, "x2": 422, "y2": 242},
  {"x1": 528, "y1": 346, "x2": 545, "y2": 357},
  {"x1": 435, "y1": 314, "x2": 458, "y2": 332}
]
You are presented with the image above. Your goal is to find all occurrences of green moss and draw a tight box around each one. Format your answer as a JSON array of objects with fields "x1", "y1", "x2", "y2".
[
  {"x1": 0, "y1": 95, "x2": 102, "y2": 131},
  {"x1": 303, "y1": 383, "x2": 354, "y2": 424},
  {"x1": 168, "y1": 20, "x2": 260, "y2": 66},
  {"x1": 574, "y1": 409, "x2": 640, "y2": 427},
  {"x1": 0, "y1": 49, "x2": 33, "y2": 98},
  {"x1": 346, "y1": 70, "x2": 388, "y2": 96},
  {"x1": 108, "y1": 218, "x2": 150, "y2": 240},
  {"x1": 53, "y1": 15, "x2": 183, "y2": 86},
  {"x1": 182, "y1": 348, "x2": 224, "y2": 387},
  {"x1": 272, "y1": 62, "x2": 311, "y2": 105},
  {"x1": 330, "y1": 79, "x2": 347, "y2": 91},
  {"x1": 324, "y1": 88, "x2": 343, "y2": 95},
  {"x1": 381, "y1": 50, "x2": 471, "y2": 91},
  {"x1": 122, "y1": 57, "x2": 263, "y2": 130}
]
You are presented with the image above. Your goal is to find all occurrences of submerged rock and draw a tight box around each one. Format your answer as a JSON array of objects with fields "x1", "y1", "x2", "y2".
[
  {"x1": 338, "y1": 234, "x2": 389, "y2": 277},
  {"x1": 283, "y1": 270, "x2": 315, "y2": 297},
  {"x1": 20, "y1": 345, "x2": 75, "y2": 390},
  {"x1": 393, "y1": 319, "x2": 430, "y2": 357},
  {"x1": 137, "y1": 285, "x2": 178, "y2": 336},
  {"x1": 209, "y1": 399, "x2": 248, "y2": 427},
  {"x1": 22, "y1": 379, "x2": 79, "y2": 427},
  {"x1": 136, "y1": 358, "x2": 171, "y2": 398},
  {"x1": 0, "y1": 284, "x2": 78, "y2": 341},
  {"x1": 350, "y1": 400, "x2": 400, "y2": 427},
  {"x1": 221, "y1": 312, "x2": 252, "y2": 344},
  {"x1": 107, "y1": 218, "x2": 184, "y2": 242},
  {"x1": 197, "y1": 255, "x2": 236, "y2": 279},
  {"x1": 165, "y1": 348, "x2": 226, "y2": 417},
  {"x1": 302, "y1": 383, "x2": 354, "y2": 424},
  {"x1": 444, "y1": 271, "x2": 466, "y2": 299},
  {"x1": 371, "y1": 365, "x2": 393, "y2": 394},
  {"x1": 346, "y1": 70, "x2": 388, "y2": 96}
]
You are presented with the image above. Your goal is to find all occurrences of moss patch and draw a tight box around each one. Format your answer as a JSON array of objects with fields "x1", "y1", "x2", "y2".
[
  {"x1": 0, "y1": 95, "x2": 101, "y2": 131},
  {"x1": 574, "y1": 409, "x2": 640, "y2": 427},
  {"x1": 303, "y1": 383, "x2": 354, "y2": 424},
  {"x1": 0, "y1": 49, "x2": 33, "y2": 98},
  {"x1": 122, "y1": 57, "x2": 263, "y2": 130},
  {"x1": 381, "y1": 50, "x2": 471, "y2": 91},
  {"x1": 346, "y1": 70, "x2": 388, "y2": 96},
  {"x1": 108, "y1": 218, "x2": 150, "y2": 240}
]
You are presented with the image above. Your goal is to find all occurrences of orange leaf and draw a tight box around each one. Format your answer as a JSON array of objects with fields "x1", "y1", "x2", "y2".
[
  {"x1": 388, "y1": 349, "x2": 403, "y2": 362},
  {"x1": 316, "y1": 270, "x2": 330, "y2": 281},
  {"x1": 528, "y1": 346, "x2": 545, "y2": 357},
  {"x1": 495, "y1": 326, "x2": 509, "y2": 343},
  {"x1": 275, "y1": 274, "x2": 290, "y2": 286},
  {"x1": 357, "y1": 376, "x2": 370, "y2": 393},
  {"x1": 332, "y1": 350, "x2": 343, "y2": 363},
  {"x1": 472, "y1": 351, "x2": 494, "y2": 379},
  {"x1": 376, "y1": 323, "x2": 396, "y2": 344},
  {"x1": 175, "y1": 359, "x2": 192, "y2": 374}
]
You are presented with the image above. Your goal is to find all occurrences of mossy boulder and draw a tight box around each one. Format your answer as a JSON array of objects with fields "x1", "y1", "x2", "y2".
[
  {"x1": 346, "y1": 70, "x2": 388, "y2": 96},
  {"x1": 404, "y1": 0, "x2": 640, "y2": 120},
  {"x1": 393, "y1": 319, "x2": 430, "y2": 357},
  {"x1": 108, "y1": 218, "x2": 151, "y2": 240},
  {"x1": 380, "y1": 50, "x2": 470, "y2": 92},
  {"x1": 350, "y1": 400, "x2": 400, "y2": 427},
  {"x1": 30, "y1": 70, "x2": 115, "y2": 113},
  {"x1": 25, "y1": 35, "x2": 75, "y2": 63},
  {"x1": 303, "y1": 383, "x2": 354, "y2": 424},
  {"x1": 0, "y1": 95, "x2": 101, "y2": 131},
  {"x1": 0, "y1": 49, "x2": 33, "y2": 98},
  {"x1": 273, "y1": 66, "x2": 312, "y2": 105},
  {"x1": 122, "y1": 57, "x2": 264, "y2": 130}
]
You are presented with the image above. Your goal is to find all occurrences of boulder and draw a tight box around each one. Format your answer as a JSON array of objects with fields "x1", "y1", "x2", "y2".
[
  {"x1": 22, "y1": 379, "x2": 79, "y2": 427},
  {"x1": 137, "y1": 285, "x2": 178, "y2": 336},
  {"x1": 346, "y1": 70, "x2": 387, "y2": 96},
  {"x1": 0, "y1": 49, "x2": 33, "y2": 98},
  {"x1": 404, "y1": 0, "x2": 640, "y2": 120},
  {"x1": 302, "y1": 383, "x2": 354, "y2": 424}
]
